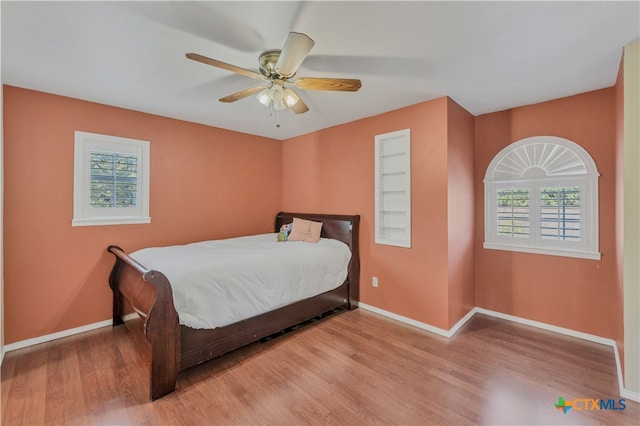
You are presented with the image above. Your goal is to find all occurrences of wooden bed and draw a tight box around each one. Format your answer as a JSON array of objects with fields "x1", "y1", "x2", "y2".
[{"x1": 107, "y1": 212, "x2": 360, "y2": 400}]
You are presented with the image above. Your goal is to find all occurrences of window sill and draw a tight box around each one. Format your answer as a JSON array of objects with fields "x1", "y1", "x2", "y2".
[
  {"x1": 375, "y1": 239, "x2": 412, "y2": 248},
  {"x1": 72, "y1": 216, "x2": 151, "y2": 227},
  {"x1": 483, "y1": 242, "x2": 601, "y2": 260}
]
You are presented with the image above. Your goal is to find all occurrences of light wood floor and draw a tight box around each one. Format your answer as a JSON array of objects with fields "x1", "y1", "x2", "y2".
[{"x1": 1, "y1": 309, "x2": 638, "y2": 425}]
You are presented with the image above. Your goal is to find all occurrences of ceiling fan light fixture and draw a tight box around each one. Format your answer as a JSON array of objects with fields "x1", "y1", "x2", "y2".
[
  {"x1": 283, "y1": 88, "x2": 300, "y2": 107},
  {"x1": 270, "y1": 85, "x2": 287, "y2": 110},
  {"x1": 257, "y1": 85, "x2": 296, "y2": 111},
  {"x1": 256, "y1": 88, "x2": 272, "y2": 107}
]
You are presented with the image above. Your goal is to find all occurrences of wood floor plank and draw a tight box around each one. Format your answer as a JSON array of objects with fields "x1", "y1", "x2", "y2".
[
  {"x1": 1, "y1": 310, "x2": 638, "y2": 425},
  {"x1": 3, "y1": 348, "x2": 37, "y2": 425},
  {"x1": 44, "y1": 344, "x2": 66, "y2": 424},
  {"x1": 0, "y1": 348, "x2": 18, "y2": 420},
  {"x1": 18, "y1": 347, "x2": 48, "y2": 425}
]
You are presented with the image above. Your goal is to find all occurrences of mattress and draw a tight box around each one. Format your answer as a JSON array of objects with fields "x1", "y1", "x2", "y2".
[{"x1": 130, "y1": 233, "x2": 352, "y2": 329}]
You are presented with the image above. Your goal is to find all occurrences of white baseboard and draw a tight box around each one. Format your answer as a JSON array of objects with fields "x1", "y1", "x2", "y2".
[
  {"x1": 358, "y1": 303, "x2": 639, "y2": 402},
  {"x1": 473, "y1": 307, "x2": 617, "y2": 346},
  {"x1": 359, "y1": 302, "x2": 477, "y2": 338},
  {"x1": 2, "y1": 313, "x2": 138, "y2": 354},
  {"x1": 621, "y1": 387, "x2": 640, "y2": 401},
  {"x1": 358, "y1": 302, "x2": 452, "y2": 337}
]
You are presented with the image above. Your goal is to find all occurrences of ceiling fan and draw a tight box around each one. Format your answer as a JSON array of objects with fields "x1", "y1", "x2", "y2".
[{"x1": 186, "y1": 32, "x2": 362, "y2": 117}]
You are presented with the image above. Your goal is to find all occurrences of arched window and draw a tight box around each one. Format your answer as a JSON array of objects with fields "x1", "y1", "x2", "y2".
[{"x1": 484, "y1": 136, "x2": 600, "y2": 260}]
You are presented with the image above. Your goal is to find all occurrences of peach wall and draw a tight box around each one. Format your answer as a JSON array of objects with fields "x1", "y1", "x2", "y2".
[
  {"x1": 3, "y1": 86, "x2": 282, "y2": 344},
  {"x1": 474, "y1": 88, "x2": 620, "y2": 339},
  {"x1": 446, "y1": 98, "x2": 475, "y2": 327},
  {"x1": 4, "y1": 81, "x2": 626, "y2": 348},
  {"x1": 283, "y1": 97, "x2": 460, "y2": 330}
]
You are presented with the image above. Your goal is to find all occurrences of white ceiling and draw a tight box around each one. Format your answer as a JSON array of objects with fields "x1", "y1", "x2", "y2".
[{"x1": 2, "y1": 1, "x2": 639, "y2": 140}]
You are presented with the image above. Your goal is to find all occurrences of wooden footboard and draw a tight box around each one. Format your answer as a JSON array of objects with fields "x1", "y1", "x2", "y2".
[
  {"x1": 108, "y1": 212, "x2": 360, "y2": 400},
  {"x1": 108, "y1": 245, "x2": 180, "y2": 400}
]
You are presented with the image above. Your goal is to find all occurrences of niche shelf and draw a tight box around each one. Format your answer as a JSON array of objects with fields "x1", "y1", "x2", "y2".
[{"x1": 374, "y1": 128, "x2": 411, "y2": 248}]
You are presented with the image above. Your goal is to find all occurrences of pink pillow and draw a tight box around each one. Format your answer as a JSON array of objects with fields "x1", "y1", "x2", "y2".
[{"x1": 287, "y1": 218, "x2": 323, "y2": 243}]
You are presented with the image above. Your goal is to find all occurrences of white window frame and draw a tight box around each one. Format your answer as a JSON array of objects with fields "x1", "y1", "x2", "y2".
[
  {"x1": 484, "y1": 136, "x2": 600, "y2": 260},
  {"x1": 73, "y1": 131, "x2": 150, "y2": 227},
  {"x1": 375, "y1": 128, "x2": 411, "y2": 248}
]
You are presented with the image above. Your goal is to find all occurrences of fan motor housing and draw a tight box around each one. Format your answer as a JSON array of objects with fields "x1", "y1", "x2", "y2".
[{"x1": 259, "y1": 50, "x2": 283, "y2": 78}]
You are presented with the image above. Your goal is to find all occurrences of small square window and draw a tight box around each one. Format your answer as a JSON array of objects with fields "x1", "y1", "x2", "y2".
[{"x1": 73, "y1": 131, "x2": 150, "y2": 226}]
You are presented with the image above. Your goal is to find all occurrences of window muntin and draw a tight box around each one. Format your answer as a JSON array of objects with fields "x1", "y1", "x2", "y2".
[
  {"x1": 484, "y1": 136, "x2": 599, "y2": 260},
  {"x1": 497, "y1": 187, "x2": 530, "y2": 238},
  {"x1": 73, "y1": 131, "x2": 150, "y2": 226},
  {"x1": 539, "y1": 185, "x2": 580, "y2": 241},
  {"x1": 90, "y1": 151, "x2": 139, "y2": 208}
]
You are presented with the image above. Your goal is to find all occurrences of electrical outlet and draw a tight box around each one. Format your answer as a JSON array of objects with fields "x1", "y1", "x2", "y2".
[{"x1": 372, "y1": 276, "x2": 379, "y2": 288}]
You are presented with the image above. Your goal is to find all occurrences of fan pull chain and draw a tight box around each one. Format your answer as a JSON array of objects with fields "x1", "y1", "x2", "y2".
[{"x1": 267, "y1": 103, "x2": 281, "y2": 128}]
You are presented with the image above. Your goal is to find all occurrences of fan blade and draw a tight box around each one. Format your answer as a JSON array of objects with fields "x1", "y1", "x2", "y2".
[
  {"x1": 275, "y1": 32, "x2": 315, "y2": 78},
  {"x1": 186, "y1": 53, "x2": 267, "y2": 80},
  {"x1": 219, "y1": 86, "x2": 266, "y2": 103},
  {"x1": 294, "y1": 77, "x2": 362, "y2": 92},
  {"x1": 290, "y1": 97, "x2": 309, "y2": 114}
]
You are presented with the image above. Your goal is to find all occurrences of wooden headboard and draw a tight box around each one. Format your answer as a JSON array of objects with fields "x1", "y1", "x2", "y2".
[{"x1": 274, "y1": 212, "x2": 360, "y2": 306}]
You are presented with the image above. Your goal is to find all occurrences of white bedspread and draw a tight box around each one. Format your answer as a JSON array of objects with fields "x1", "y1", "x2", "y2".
[{"x1": 130, "y1": 233, "x2": 351, "y2": 329}]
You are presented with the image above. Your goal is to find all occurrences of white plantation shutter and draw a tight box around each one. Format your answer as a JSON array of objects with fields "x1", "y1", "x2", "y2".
[
  {"x1": 539, "y1": 185, "x2": 581, "y2": 241},
  {"x1": 496, "y1": 187, "x2": 530, "y2": 238},
  {"x1": 73, "y1": 131, "x2": 150, "y2": 226},
  {"x1": 90, "y1": 151, "x2": 138, "y2": 208},
  {"x1": 484, "y1": 136, "x2": 599, "y2": 260}
]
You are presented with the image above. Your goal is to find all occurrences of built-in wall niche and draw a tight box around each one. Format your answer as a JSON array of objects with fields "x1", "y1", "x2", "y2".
[{"x1": 374, "y1": 128, "x2": 411, "y2": 248}]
